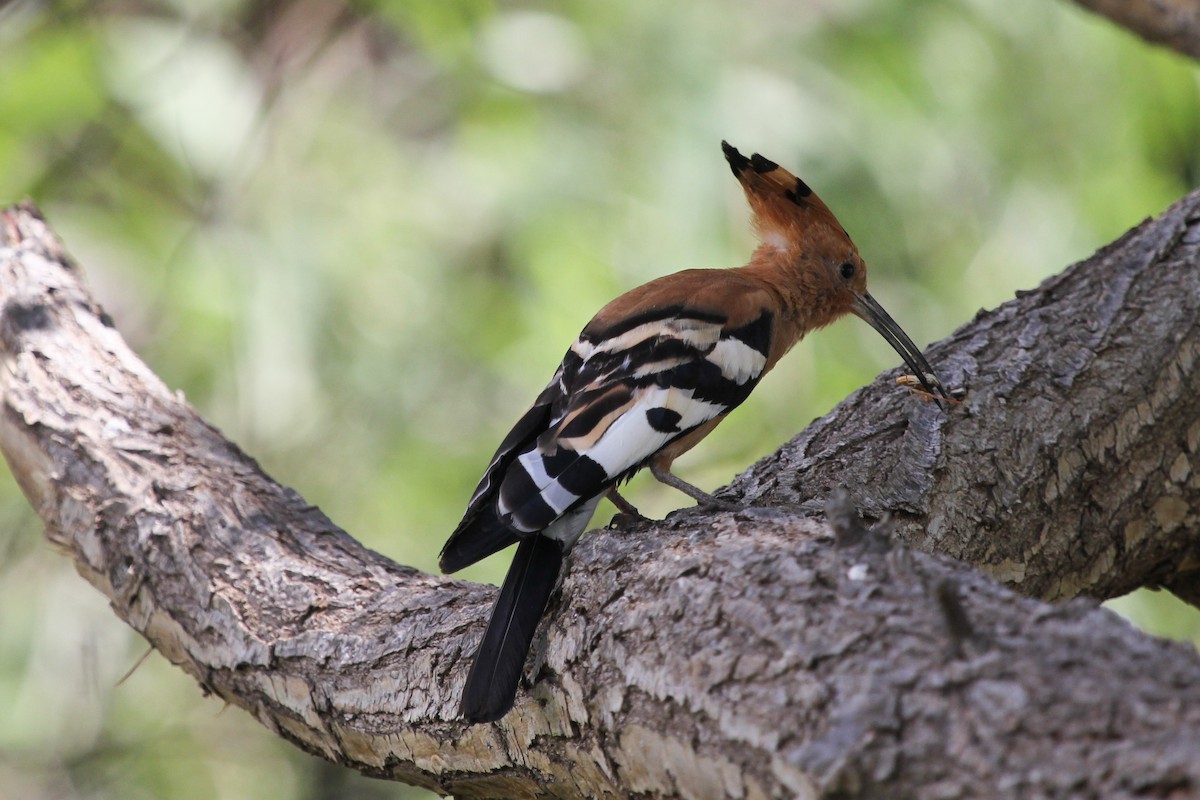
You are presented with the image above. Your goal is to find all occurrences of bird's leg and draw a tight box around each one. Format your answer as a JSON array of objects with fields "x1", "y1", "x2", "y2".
[
  {"x1": 649, "y1": 458, "x2": 738, "y2": 511},
  {"x1": 606, "y1": 487, "x2": 647, "y2": 522}
]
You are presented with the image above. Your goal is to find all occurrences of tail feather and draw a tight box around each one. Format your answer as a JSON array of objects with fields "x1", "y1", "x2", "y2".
[{"x1": 460, "y1": 536, "x2": 564, "y2": 723}]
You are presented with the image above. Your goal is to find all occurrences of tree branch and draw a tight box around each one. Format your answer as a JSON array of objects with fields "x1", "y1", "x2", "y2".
[
  {"x1": 2, "y1": 199, "x2": 1199, "y2": 797},
  {"x1": 1066, "y1": 0, "x2": 1200, "y2": 61}
]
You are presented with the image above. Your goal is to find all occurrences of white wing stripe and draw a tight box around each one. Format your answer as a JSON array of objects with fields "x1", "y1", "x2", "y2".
[
  {"x1": 707, "y1": 337, "x2": 768, "y2": 384},
  {"x1": 585, "y1": 318, "x2": 720, "y2": 357},
  {"x1": 517, "y1": 449, "x2": 581, "y2": 515},
  {"x1": 584, "y1": 387, "x2": 726, "y2": 476}
]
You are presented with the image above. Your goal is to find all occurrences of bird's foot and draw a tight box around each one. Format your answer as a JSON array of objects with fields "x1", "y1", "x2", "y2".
[
  {"x1": 609, "y1": 511, "x2": 649, "y2": 528},
  {"x1": 607, "y1": 488, "x2": 650, "y2": 526},
  {"x1": 693, "y1": 492, "x2": 739, "y2": 512}
]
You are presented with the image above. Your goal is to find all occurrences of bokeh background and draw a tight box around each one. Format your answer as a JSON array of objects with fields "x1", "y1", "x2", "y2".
[{"x1": 1, "y1": 0, "x2": 1198, "y2": 798}]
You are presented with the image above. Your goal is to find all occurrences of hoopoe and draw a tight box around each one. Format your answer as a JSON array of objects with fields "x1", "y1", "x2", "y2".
[{"x1": 441, "y1": 142, "x2": 946, "y2": 723}]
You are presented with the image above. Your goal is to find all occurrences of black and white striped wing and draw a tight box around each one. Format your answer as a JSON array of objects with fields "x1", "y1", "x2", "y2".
[{"x1": 492, "y1": 303, "x2": 774, "y2": 535}]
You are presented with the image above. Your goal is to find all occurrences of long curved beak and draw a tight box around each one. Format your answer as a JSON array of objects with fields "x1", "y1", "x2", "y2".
[{"x1": 851, "y1": 292, "x2": 947, "y2": 408}]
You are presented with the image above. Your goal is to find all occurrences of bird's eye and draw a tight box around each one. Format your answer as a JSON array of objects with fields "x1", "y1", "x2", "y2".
[{"x1": 839, "y1": 262, "x2": 856, "y2": 280}]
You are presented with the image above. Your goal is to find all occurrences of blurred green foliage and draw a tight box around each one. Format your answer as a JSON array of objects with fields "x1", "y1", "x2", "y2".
[{"x1": 0, "y1": 0, "x2": 1198, "y2": 797}]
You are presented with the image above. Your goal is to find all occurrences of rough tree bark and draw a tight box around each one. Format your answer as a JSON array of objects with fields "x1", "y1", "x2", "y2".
[
  {"x1": 1067, "y1": 0, "x2": 1200, "y2": 60},
  {"x1": 0, "y1": 192, "x2": 1198, "y2": 800}
]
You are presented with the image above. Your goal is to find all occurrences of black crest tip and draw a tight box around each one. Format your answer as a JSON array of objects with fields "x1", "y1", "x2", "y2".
[
  {"x1": 749, "y1": 153, "x2": 779, "y2": 173},
  {"x1": 721, "y1": 140, "x2": 750, "y2": 176}
]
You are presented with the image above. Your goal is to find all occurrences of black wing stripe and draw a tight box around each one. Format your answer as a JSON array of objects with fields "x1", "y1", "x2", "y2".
[
  {"x1": 496, "y1": 446, "x2": 609, "y2": 532},
  {"x1": 724, "y1": 311, "x2": 773, "y2": 356},
  {"x1": 497, "y1": 457, "x2": 560, "y2": 531},
  {"x1": 540, "y1": 447, "x2": 609, "y2": 497},
  {"x1": 555, "y1": 388, "x2": 632, "y2": 440}
]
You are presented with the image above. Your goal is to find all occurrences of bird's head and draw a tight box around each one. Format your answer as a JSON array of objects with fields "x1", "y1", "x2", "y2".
[{"x1": 722, "y1": 141, "x2": 946, "y2": 402}]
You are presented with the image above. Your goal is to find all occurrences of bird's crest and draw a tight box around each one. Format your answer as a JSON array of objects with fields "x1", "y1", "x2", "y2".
[{"x1": 721, "y1": 141, "x2": 850, "y2": 252}]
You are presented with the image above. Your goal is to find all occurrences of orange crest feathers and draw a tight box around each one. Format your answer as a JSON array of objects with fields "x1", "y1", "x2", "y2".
[{"x1": 721, "y1": 141, "x2": 850, "y2": 252}]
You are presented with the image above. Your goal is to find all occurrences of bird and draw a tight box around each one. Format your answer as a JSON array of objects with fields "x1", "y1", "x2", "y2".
[{"x1": 440, "y1": 141, "x2": 946, "y2": 723}]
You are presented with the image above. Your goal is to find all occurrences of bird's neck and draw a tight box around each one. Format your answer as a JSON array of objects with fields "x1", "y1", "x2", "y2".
[{"x1": 738, "y1": 244, "x2": 831, "y2": 343}]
